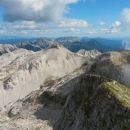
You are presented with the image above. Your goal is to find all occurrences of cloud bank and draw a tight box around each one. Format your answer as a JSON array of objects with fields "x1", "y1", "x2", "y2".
[
  {"x1": 0, "y1": 0, "x2": 129, "y2": 37},
  {"x1": 122, "y1": 8, "x2": 130, "y2": 24},
  {"x1": 0, "y1": 0, "x2": 78, "y2": 22}
]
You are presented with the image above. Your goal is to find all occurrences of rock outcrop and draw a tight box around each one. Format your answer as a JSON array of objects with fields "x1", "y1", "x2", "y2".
[
  {"x1": 55, "y1": 74, "x2": 130, "y2": 130},
  {"x1": 89, "y1": 51, "x2": 130, "y2": 87},
  {"x1": 0, "y1": 74, "x2": 130, "y2": 130},
  {"x1": 77, "y1": 49, "x2": 101, "y2": 59},
  {"x1": 0, "y1": 68, "x2": 85, "y2": 130},
  {"x1": 0, "y1": 44, "x2": 16, "y2": 55}
]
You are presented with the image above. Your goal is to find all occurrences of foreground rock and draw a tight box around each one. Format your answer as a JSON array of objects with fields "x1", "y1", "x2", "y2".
[
  {"x1": 55, "y1": 74, "x2": 130, "y2": 130},
  {"x1": 0, "y1": 74, "x2": 130, "y2": 130},
  {"x1": 0, "y1": 69, "x2": 85, "y2": 130}
]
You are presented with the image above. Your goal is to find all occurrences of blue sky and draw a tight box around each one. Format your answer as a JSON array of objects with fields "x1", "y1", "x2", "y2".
[
  {"x1": 0, "y1": 0, "x2": 130, "y2": 38},
  {"x1": 66, "y1": 0, "x2": 130, "y2": 23}
]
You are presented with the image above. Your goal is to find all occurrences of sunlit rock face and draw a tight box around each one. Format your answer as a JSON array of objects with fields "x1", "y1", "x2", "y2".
[
  {"x1": 0, "y1": 44, "x2": 88, "y2": 109},
  {"x1": 0, "y1": 44, "x2": 16, "y2": 55},
  {"x1": 77, "y1": 49, "x2": 101, "y2": 59}
]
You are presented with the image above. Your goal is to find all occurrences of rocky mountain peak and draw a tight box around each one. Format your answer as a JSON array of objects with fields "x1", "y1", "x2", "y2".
[
  {"x1": 48, "y1": 43, "x2": 63, "y2": 49},
  {"x1": 0, "y1": 44, "x2": 16, "y2": 55}
]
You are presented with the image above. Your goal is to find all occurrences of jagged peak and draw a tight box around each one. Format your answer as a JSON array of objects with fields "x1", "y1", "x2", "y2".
[{"x1": 48, "y1": 42, "x2": 64, "y2": 49}]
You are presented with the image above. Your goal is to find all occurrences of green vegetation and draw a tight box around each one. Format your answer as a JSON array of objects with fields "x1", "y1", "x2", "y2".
[{"x1": 101, "y1": 81, "x2": 130, "y2": 109}]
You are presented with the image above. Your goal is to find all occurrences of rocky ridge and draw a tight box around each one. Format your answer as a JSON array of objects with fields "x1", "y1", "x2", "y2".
[
  {"x1": 0, "y1": 44, "x2": 130, "y2": 130},
  {"x1": 0, "y1": 44, "x2": 89, "y2": 109},
  {"x1": 0, "y1": 44, "x2": 16, "y2": 55},
  {"x1": 89, "y1": 51, "x2": 130, "y2": 87},
  {"x1": 0, "y1": 74, "x2": 130, "y2": 130},
  {"x1": 55, "y1": 74, "x2": 130, "y2": 130},
  {"x1": 77, "y1": 49, "x2": 101, "y2": 59}
]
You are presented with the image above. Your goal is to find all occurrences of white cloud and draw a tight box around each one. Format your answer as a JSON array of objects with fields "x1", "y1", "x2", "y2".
[
  {"x1": 59, "y1": 19, "x2": 88, "y2": 28},
  {"x1": 122, "y1": 8, "x2": 130, "y2": 24},
  {"x1": 0, "y1": 19, "x2": 88, "y2": 31},
  {"x1": 99, "y1": 21, "x2": 121, "y2": 34},
  {"x1": 112, "y1": 21, "x2": 121, "y2": 28},
  {"x1": 99, "y1": 21, "x2": 106, "y2": 26},
  {"x1": 0, "y1": 19, "x2": 89, "y2": 37},
  {"x1": 122, "y1": 40, "x2": 130, "y2": 50},
  {"x1": 0, "y1": 0, "x2": 90, "y2": 37},
  {"x1": 0, "y1": 0, "x2": 79, "y2": 22},
  {"x1": 0, "y1": 20, "x2": 122, "y2": 37},
  {"x1": 101, "y1": 28, "x2": 119, "y2": 34}
]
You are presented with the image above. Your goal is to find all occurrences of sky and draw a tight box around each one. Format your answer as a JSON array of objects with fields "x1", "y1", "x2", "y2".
[{"x1": 0, "y1": 0, "x2": 130, "y2": 38}]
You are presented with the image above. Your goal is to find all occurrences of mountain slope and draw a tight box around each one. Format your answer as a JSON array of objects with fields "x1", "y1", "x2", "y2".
[
  {"x1": 54, "y1": 74, "x2": 130, "y2": 130},
  {"x1": 0, "y1": 44, "x2": 130, "y2": 130},
  {"x1": 0, "y1": 44, "x2": 16, "y2": 55},
  {"x1": 0, "y1": 44, "x2": 89, "y2": 108},
  {"x1": 1, "y1": 74, "x2": 130, "y2": 130},
  {"x1": 89, "y1": 51, "x2": 130, "y2": 87}
]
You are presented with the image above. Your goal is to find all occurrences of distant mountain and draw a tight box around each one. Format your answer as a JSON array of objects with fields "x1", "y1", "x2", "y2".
[
  {"x1": 56, "y1": 36, "x2": 80, "y2": 44},
  {"x1": 0, "y1": 36, "x2": 127, "y2": 52},
  {"x1": 16, "y1": 38, "x2": 57, "y2": 51},
  {"x1": 95, "y1": 38, "x2": 123, "y2": 51},
  {"x1": 15, "y1": 37, "x2": 124, "y2": 52},
  {"x1": 61, "y1": 39, "x2": 111, "y2": 52}
]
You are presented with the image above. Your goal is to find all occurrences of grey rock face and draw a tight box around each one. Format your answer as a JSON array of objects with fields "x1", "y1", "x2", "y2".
[
  {"x1": 54, "y1": 75, "x2": 130, "y2": 130},
  {"x1": 89, "y1": 51, "x2": 130, "y2": 87}
]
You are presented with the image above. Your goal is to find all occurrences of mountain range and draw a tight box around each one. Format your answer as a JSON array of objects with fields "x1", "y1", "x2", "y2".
[
  {"x1": 0, "y1": 39, "x2": 130, "y2": 130},
  {"x1": 0, "y1": 37, "x2": 127, "y2": 53}
]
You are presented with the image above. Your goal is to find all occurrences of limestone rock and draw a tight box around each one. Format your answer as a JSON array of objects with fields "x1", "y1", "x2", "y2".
[{"x1": 0, "y1": 44, "x2": 16, "y2": 55}]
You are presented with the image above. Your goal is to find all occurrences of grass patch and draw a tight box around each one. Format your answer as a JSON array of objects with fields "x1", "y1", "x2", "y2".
[{"x1": 100, "y1": 81, "x2": 130, "y2": 109}]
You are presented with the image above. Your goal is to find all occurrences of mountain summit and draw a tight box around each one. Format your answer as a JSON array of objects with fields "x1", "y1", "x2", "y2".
[{"x1": 0, "y1": 44, "x2": 89, "y2": 108}]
